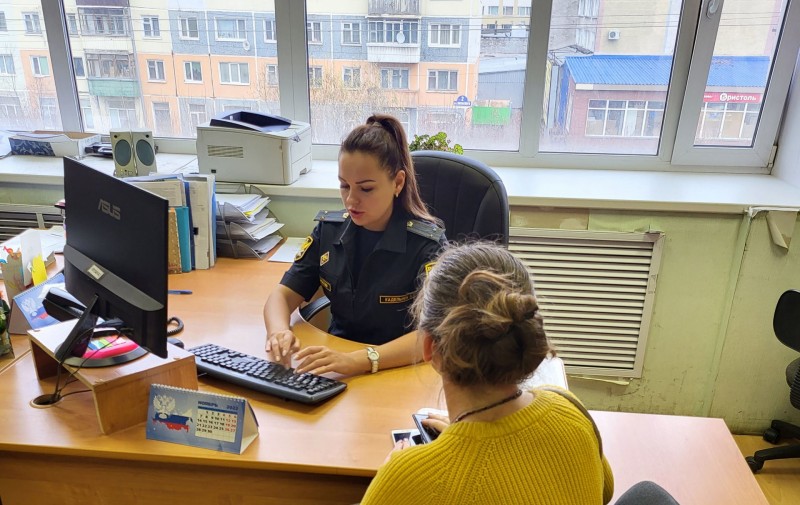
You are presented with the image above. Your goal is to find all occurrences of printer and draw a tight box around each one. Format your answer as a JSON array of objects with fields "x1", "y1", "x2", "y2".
[{"x1": 196, "y1": 111, "x2": 312, "y2": 185}]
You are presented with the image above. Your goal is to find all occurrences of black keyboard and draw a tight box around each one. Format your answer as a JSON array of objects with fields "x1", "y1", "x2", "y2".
[{"x1": 187, "y1": 343, "x2": 347, "y2": 405}]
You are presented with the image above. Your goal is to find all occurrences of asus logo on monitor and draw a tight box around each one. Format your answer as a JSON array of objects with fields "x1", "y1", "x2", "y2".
[{"x1": 98, "y1": 199, "x2": 121, "y2": 220}]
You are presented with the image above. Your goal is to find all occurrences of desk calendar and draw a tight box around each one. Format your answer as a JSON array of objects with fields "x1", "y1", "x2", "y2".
[{"x1": 146, "y1": 384, "x2": 259, "y2": 454}]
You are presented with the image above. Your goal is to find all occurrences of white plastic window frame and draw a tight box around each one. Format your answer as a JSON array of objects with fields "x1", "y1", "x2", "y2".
[{"x1": 40, "y1": 0, "x2": 800, "y2": 173}]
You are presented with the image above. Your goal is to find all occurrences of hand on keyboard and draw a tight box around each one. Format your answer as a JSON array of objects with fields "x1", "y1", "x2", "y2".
[
  {"x1": 188, "y1": 343, "x2": 346, "y2": 405},
  {"x1": 294, "y1": 345, "x2": 369, "y2": 376}
]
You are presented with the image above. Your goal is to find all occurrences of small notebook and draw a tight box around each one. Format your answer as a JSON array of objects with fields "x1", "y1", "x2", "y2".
[{"x1": 146, "y1": 384, "x2": 259, "y2": 454}]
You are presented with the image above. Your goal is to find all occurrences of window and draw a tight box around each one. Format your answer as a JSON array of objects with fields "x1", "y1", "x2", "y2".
[
  {"x1": 184, "y1": 61, "x2": 202, "y2": 82},
  {"x1": 0, "y1": 12, "x2": 6, "y2": 32},
  {"x1": 381, "y1": 68, "x2": 409, "y2": 89},
  {"x1": 86, "y1": 53, "x2": 134, "y2": 79},
  {"x1": 24, "y1": 13, "x2": 41, "y2": 34},
  {"x1": 79, "y1": 8, "x2": 127, "y2": 36},
  {"x1": 80, "y1": 97, "x2": 95, "y2": 130},
  {"x1": 153, "y1": 102, "x2": 171, "y2": 136},
  {"x1": 220, "y1": 62, "x2": 249, "y2": 85},
  {"x1": 486, "y1": 6, "x2": 499, "y2": 15},
  {"x1": 67, "y1": 14, "x2": 78, "y2": 35},
  {"x1": 578, "y1": 0, "x2": 599, "y2": 18},
  {"x1": 0, "y1": 97, "x2": 22, "y2": 128},
  {"x1": 369, "y1": 20, "x2": 418, "y2": 44},
  {"x1": 180, "y1": 17, "x2": 199, "y2": 39},
  {"x1": 586, "y1": 100, "x2": 664, "y2": 138},
  {"x1": 518, "y1": 7, "x2": 531, "y2": 16},
  {"x1": 309, "y1": 66, "x2": 323, "y2": 87},
  {"x1": 147, "y1": 60, "x2": 165, "y2": 81},
  {"x1": 143, "y1": 16, "x2": 160, "y2": 37},
  {"x1": 266, "y1": 64, "x2": 279, "y2": 86},
  {"x1": 697, "y1": 101, "x2": 760, "y2": 141},
  {"x1": 31, "y1": 56, "x2": 49, "y2": 76},
  {"x1": 188, "y1": 103, "x2": 207, "y2": 127},
  {"x1": 428, "y1": 70, "x2": 457, "y2": 91},
  {"x1": 0, "y1": 54, "x2": 14, "y2": 75},
  {"x1": 429, "y1": 24, "x2": 460, "y2": 47},
  {"x1": 503, "y1": 6, "x2": 513, "y2": 16},
  {"x1": 264, "y1": 19, "x2": 276, "y2": 42},
  {"x1": 342, "y1": 22, "x2": 361, "y2": 45},
  {"x1": 343, "y1": 67, "x2": 361, "y2": 88},
  {"x1": 307, "y1": 21, "x2": 322, "y2": 43},
  {"x1": 216, "y1": 18, "x2": 246, "y2": 40},
  {"x1": 40, "y1": 97, "x2": 59, "y2": 129},
  {"x1": 72, "y1": 57, "x2": 84, "y2": 78},
  {"x1": 108, "y1": 98, "x2": 136, "y2": 129}
]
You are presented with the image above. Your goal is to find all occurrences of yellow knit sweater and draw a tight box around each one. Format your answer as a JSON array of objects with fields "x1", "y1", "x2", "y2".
[{"x1": 362, "y1": 388, "x2": 614, "y2": 505}]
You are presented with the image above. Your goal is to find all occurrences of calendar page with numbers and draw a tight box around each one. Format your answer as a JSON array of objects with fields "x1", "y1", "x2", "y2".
[{"x1": 146, "y1": 383, "x2": 259, "y2": 454}]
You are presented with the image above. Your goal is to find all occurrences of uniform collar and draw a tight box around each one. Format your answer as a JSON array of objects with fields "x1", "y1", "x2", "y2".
[{"x1": 335, "y1": 206, "x2": 408, "y2": 254}]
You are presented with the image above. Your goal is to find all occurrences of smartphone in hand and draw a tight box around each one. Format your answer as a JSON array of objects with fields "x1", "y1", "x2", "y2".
[{"x1": 412, "y1": 413, "x2": 441, "y2": 444}]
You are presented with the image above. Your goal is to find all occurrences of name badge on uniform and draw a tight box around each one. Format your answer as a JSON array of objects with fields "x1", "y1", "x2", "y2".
[{"x1": 379, "y1": 293, "x2": 414, "y2": 304}]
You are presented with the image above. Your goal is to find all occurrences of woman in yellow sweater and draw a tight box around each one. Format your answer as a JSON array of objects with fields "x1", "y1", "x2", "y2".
[{"x1": 362, "y1": 242, "x2": 614, "y2": 505}]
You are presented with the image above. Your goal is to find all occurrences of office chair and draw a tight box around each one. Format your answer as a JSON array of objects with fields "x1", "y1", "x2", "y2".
[
  {"x1": 299, "y1": 150, "x2": 509, "y2": 323},
  {"x1": 745, "y1": 289, "x2": 800, "y2": 472}
]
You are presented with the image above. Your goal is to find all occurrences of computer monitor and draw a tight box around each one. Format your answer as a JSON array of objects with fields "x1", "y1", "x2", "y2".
[{"x1": 56, "y1": 157, "x2": 169, "y2": 364}]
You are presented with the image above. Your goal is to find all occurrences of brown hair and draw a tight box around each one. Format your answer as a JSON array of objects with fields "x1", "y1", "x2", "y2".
[
  {"x1": 413, "y1": 242, "x2": 551, "y2": 387},
  {"x1": 340, "y1": 114, "x2": 439, "y2": 224}
]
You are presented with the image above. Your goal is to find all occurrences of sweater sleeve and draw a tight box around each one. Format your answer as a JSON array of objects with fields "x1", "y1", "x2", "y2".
[{"x1": 601, "y1": 454, "x2": 615, "y2": 504}]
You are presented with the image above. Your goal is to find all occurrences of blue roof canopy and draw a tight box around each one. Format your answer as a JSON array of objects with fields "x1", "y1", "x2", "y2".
[{"x1": 564, "y1": 54, "x2": 769, "y2": 88}]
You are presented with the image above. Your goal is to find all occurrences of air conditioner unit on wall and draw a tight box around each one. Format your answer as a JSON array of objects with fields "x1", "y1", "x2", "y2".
[{"x1": 608, "y1": 29, "x2": 620, "y2": 40}]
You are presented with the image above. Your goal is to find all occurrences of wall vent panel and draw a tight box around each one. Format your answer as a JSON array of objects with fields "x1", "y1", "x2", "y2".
[{"x1": 509, "y1": 227, "x2": 664, "y2": 378}]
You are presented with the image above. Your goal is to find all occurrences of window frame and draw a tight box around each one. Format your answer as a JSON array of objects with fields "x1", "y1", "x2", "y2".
[
  {"x1": 0, "y1": 54, "x2": 14, "y2": 75},
  {"x1": 31, "y1": 55, "x2": 49, "y2": 76},
  {"x1": 427, "y1": 69, "x2": 458, "y2": 92},
  {"x1": 0, "y1": 12, "x2": 7, "y2": 32},
  {"x1": 142, "y1": 16, "x2": 161, "y2": 38},
  {"x1": 343, "y1": 66, "x2": 361, "y2": 88},
  {"x1": 342, "y1": 21, "x2": 361, "y2": 45},
  {"x1": 180, "y1": 17, "x2": 200, "y2": 40},
  {"x1": 147, "y1": 59, "x2": 166, "y2": 82},
  {"x1": 219, "y1": 62, "x2": 250, "y2": 85},
  {"x1": 215, "y1": 18, "x2": 247, "y2": 41},
  {"x1": 264, "y1": 19, "x2": 276, "y2": 43},
  {"x1": 307, "y1": 21, "x2": 322, "y2": 44},
  {"x1": 24, "y1": 12, "x2": 42, "y2": 34},
  {"x1": 381, "y1": 67, "x2": 409, "y2": 90},
  {"x1": 184, "y1": 61, "x2": 203, "y2": 83},
  {"x1": 33, "y1": 0, "x2": 800, "y2": 175},
  {"x1": 428, "y1": 24, "x2": 460, "y2": 47}
]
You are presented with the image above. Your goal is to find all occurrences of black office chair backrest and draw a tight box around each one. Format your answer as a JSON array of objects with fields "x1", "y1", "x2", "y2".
[
  {"x1": 774, "y1": 289, "x2": 800, "y2": 352},
  {"x1": 411, "y1": 150, "x2": 509, "y2": 246}
]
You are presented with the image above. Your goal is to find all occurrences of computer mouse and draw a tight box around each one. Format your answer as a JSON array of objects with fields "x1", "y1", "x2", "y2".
[{"x1": 167, "y1": 337, "x2": 185, "y2": 349}]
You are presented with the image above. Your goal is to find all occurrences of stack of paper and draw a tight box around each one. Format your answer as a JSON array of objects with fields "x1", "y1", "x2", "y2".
[{"x1": 216, "y1": 193, "x2": 284, "y2": 259}]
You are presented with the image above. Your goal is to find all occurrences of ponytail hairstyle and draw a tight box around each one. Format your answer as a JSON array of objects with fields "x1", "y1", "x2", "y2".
[
  {"x1": 412, "y1": 242, "x2": 551, "y2": 387},
  {"x1": 340, "y1": 114, "x2": 440, "y2": 225}
]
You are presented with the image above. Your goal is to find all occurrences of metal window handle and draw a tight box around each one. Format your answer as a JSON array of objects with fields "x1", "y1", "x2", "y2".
[{"x1": 707, "y1": 0, "x2": 721, "y2": 18}]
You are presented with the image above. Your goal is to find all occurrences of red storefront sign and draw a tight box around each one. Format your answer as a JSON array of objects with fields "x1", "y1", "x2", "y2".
[{"x1": 703, "y1": 92, "x2": 762, "y2": 103}]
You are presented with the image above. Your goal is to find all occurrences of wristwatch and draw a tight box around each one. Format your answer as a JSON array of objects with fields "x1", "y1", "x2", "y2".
[{"x1": 366, "y1": 346, "x2": 380, "y2": 374}]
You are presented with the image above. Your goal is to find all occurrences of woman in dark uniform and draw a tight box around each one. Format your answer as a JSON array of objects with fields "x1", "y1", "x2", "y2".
[{"x1": 263, "y1": 114, "x2": 446, "y2": 377}]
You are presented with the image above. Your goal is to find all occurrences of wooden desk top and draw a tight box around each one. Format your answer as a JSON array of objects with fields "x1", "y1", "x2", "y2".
[{"x1": 0, "y1": 258, "x2": 768, "y2": 504}]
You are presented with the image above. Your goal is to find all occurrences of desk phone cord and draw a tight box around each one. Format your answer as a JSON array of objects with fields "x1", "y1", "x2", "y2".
[{"x1": 167, "y1": 316, "x2": 184, "y2": 336}]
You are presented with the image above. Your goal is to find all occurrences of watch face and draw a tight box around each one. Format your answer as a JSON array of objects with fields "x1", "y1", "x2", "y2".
[{"x1": 368, "y1": 349, "x2": 379, "y2": 360}]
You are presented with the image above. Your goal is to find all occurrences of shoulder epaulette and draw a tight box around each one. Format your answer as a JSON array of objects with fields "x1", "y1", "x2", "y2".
[
  {"x1": 314, "y1": 209, "x2": 349, "y2": 223},
  {"x1": 406, "y1": 219, "x2": 445, "y2": 241}
]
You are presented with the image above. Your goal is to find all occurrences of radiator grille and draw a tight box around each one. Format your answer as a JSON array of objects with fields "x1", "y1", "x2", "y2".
[
  {"x1": 509, "y1": 227, "x2": 664, "y2": 378},
  {"x1": 0, "y1": 205, "x2": 62, "y2": 242}
]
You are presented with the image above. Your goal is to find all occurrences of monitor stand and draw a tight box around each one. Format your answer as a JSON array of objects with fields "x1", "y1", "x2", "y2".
[
  {"x1": 28, "y1": 320, "x2": 198, "y2": 435},
  {"x1": 55, "y1": 331, "x2": 149, "y2": 368}
]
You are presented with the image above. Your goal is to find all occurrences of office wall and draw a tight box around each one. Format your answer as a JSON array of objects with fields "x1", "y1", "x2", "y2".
[{"x1": 264, "y1": 196, "x2": 800, "y2": 434}]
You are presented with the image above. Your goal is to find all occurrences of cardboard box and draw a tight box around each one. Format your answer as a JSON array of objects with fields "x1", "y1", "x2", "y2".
[{"x1": 9, "y1": 131, "x2": 102, "y2": 157}]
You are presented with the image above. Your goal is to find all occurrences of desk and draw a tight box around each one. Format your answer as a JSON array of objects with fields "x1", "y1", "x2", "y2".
[{"x1": 0, "y1": 259, "x2": 767, "y2": 504}]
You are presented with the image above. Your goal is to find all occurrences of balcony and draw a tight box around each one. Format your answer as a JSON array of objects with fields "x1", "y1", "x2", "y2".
[
  {"x1": 87, "y1": 79, "x2": 140, "y2": 97},
  {"x1": 367, "y1": 44, "x2": 421, "y2": 64},
  {"x1": 368, "y1": 0, "x2": 420, "y2": 17}
]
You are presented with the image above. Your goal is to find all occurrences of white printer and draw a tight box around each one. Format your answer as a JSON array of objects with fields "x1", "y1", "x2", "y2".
[{"x1": 196, "y1": 111, "x2": 312, "y2": 185}]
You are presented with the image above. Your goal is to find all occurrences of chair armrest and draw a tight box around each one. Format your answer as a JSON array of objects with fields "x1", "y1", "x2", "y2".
[{"x1": 300, "y1": 296, "x2": 331, "y2": 323}]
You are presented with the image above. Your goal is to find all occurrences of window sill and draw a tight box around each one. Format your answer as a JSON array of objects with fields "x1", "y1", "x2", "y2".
[{"x1": 2, "y1": 154, "x2": 800, "y2": 214}]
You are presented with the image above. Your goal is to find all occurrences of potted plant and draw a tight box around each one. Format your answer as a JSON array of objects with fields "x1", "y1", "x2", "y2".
[{"x1": 409, "y1": 132, "x2": 463, "y2": 155}]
